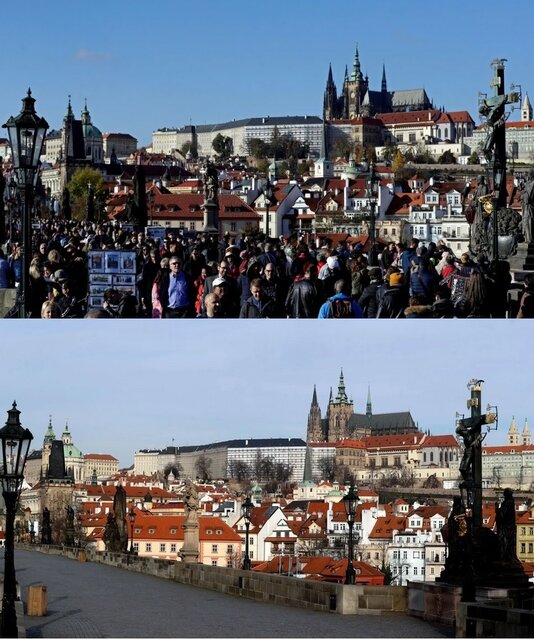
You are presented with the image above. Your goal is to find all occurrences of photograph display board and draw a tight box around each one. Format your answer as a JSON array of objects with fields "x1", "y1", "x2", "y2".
[{"x1": 88, "y1": 250, "x2": 137, "y2": 308}]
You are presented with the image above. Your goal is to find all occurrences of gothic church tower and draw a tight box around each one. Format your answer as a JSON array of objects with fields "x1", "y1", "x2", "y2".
[
  {"x1": 327, "y1": 369, "x2": 354, "y2": 442},
  {"x1": 343, "y1": 47, "x2": 368, "y2": 119},
  {"x1": 306, "y1": 385, "x2": 323, "y2": 442},
  {"x1": 522, "y1": 419, "x2": 531, "y2": 446},
  {"x1": 508, "y1": 416, "x2": 519, "y2": 446}
]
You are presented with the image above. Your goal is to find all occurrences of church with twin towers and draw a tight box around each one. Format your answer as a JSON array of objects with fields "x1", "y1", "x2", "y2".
[{"x1": 306, "y1": 370, "x2": 420, "y2": 444}]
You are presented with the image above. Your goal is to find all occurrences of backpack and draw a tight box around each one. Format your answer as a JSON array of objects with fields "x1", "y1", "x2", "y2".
[{"x1": 329, "y1": 297, "x2": 352, "y2": 318}]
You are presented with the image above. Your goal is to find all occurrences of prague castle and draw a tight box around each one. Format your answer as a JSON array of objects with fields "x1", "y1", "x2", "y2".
[
  {"x1": 306, "y1": 370, "x2": 420, "y2": 444},
  {"x1": 323, "y1": 46, "x2": 433, "y2": 121}
]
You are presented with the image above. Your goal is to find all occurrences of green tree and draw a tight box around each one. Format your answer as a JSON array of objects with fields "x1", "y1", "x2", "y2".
[
  {"x1": 67, "y1": 168, "x2": 106, "y2": 222},
  {"x1": 468, "y1": 151, "x2": 480, "y2": 164},
  {"x1": 212, "y1": 133, "x2": 233, "y2": 159},
  {"x1": 382, "y1": 141, "x2": 397, "y2": 165},
  {"x1": 379, "y1": 560, "x2": 394, "y2": 585},
  {"x1": 180, "y1": 141, "x2": 193, "y2": 156},
  {"x1": 438, "y1": 149, "x2": 457, "y2": 164},
  {"x1": 248, "y1": 138, "x2": 269, "y2": 159}
]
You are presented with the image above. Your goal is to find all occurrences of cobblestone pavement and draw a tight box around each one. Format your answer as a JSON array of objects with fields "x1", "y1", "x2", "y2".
[{"x1": 7, "y1": 550, "x2": 453, "y2": 638}]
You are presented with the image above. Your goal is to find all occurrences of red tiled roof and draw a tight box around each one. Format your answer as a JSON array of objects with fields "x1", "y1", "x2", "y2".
[
  {"x1": 84, "y1": 453, "x2": 118, "y2": 461},
  {"x1": 377, "y1": 110, "x2": 441, "y2": 126},
  {"x1": 369, "y1": 515, "x2": 406, "y2": 539},
  {"x1": 335, "y1": 439, "x2": 366, "y2": 449},
  {"x1": 363, "y1": 434, "x2": 425, "y2": 450},
  {"x1": 421, "y1": 435, "x2": 459, "y2": 448}
]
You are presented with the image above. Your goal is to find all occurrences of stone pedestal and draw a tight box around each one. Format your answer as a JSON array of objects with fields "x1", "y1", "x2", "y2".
[
  {"x1": 509, "y1": 241, "x2": 534, "y2": 280},
  {"x1": 202, "y1": 200, "x2": 219, "y2": 236},
  {"x1": 179, "y1": 520, "x2": 200, "y2": 564}
]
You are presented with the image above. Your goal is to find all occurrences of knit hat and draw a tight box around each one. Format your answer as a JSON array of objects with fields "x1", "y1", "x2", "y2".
[
  {"x1": 389, "y1": 272, "x2": 404, "y2": 286},
  {"x1": 326, "y1": 256, "x2": 339, "y2": 270}
]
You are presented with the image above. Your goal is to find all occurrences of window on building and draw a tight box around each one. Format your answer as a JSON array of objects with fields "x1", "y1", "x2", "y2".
[
  {"x1": 403, "y1": 551, "x2": 407, "y2": 559},
  {"x1": 521, "y1": 543, "x2": 526, "y2": 554},
  {"x1": 529, "y1": 543, "x2": 533, "y2": 554},
  {"x1": 170, "y1": 544, "x2": 176, "y2": 553},
  {"x1": 212, "y1": 544, "x2": 218, "y2": 553},
  {"x1": 146, "y1": 543, "x2": 152, "y2": 552},
  {"x1": 133, "y1": 543, "x2": 139, "y2": 552},
  {"x1": 409, "y1": 133, "x2": 416, "y2": 143},
  {"x1": 227, "y1": 559, "x2": 233, "y2": 567},
  {"x1": 394, "y1": 457, "x2": 401, "y2": 467},
  {"x1": 414, "y1": 567, "x2": 418, "y2": 575},
  {"x1": 231, "y1": 222, "x2": 237, "y2": 232},
  {"x1": 159, "y1": 543, "x2": 166, "y2": 552},
  {"x1": 249, "y1": 550, "x2": 254, "y2": 559},
  {"x1": 430, "y1": 567, "x2": 435, "y2": 575},
  {"x1": 227, "y1": 545, "x2": 233, "y2": 554},
  {"x1": 381, "y1": 457, "x2": 388, "y2": 467},
  {"x1": 179, "y1": 221, "x2": 185, "y2": 229},
  {"x1": 212, "y1": 560, "x2": 218, "y2": 566}
]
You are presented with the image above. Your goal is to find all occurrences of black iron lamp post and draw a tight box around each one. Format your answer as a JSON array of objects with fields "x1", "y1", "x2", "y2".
[
  {"x1": 128, "y1": 506, "x2": 136, "y2": 554},
  {"x1": 7, "y1": 177, "x2": 17, "y2": 251},
  {"x1": 343, "y1": 483, "x2": 359, "y2": 585},
  {"x1": 241, "y1": 495, "x2": 253, "y2": 570},
  {"x1": 492, "y1": 165, "x2": 503, "y2": 263},
  {"x1": 367, "y1": 161, "x2": 380, "y2": 267},
  {"x1": 3, "y1": 89, "x2": 48, "y2": 318},
  {"x1": 147, "y1": 189, "x2": 154, "y2": 227},
  {"x1": 263, "y1": 179, "x2": 273, "y2": 240},
  {"x1": 0, "y1": 401, "x2": 33, "y2": 638}
]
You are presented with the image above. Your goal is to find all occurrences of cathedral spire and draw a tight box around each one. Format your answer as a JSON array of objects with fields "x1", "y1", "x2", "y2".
[
  {"x1": 523, "y1": 418, "x2": 531, "y2": 446},
  {"x1": 508, "y1": 416, "x2": 519, "y2": 446},
  {"x1": 366, "y1": 383, "x2": 372, "y2": 418},
  {"x1": 351, "y1": 45, "x2": 363, "y2": 82},
  {"x1": 311, "y1": 384, "x2": 318, "y2": 407},
  {"x1": 64, "y1": 95, "x2": 74, "y2": 121},
  {"x1": 44, "y1": 415, "x2": 55, "y2": 443},
  {"x1": 381, "y1": 64, "x2": 387, "y2": 93},
  {"x1": 335, "y1": 369, "x2": 348, "y2": 403}
]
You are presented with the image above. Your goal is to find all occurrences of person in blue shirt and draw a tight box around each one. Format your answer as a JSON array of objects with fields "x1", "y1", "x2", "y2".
[{"x1": 318, "y1": 280, "x2": 364, "y2": 318}]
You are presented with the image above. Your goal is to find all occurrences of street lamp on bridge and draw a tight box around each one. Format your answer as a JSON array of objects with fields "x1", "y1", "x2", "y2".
[
  {"x1": 241, "y1": 494, "x2": 253, "y2": 570},
  {"x1": 0, "y1": 401, "x2": 33, "y2": 638},
  {"x1": 128, "y1": 506, "x2": 136, "y2": 555},
  {"x1": 367, "y1": 161, "x2": 380, "y2": 267},
  {"x1": 343, "y1": 483, "x2": 358, "y2": 585},
  {"x1": 3, "y1": 90, "x2": 48, "y2": 317}
]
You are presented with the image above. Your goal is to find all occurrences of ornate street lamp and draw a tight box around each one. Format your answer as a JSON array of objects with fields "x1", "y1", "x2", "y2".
[
  {"x1": 343, "y1": 483, "x2": 359, "y2": 585},
  {"x1": 492, "y1": 165, "x2": 503, "y2": 263},
  {"x1": 7, "y1": 177, "x2": 17, "y2": 251},
  {"x1": 3, "y1": 89, "x2": 48, "y2": 317},
  {"x1": 0, "y1": 401, "x2": 33, "y2": 638},
  {"x1": 147, "y1": 189, "x2": 155, "y2": 227},
  {"x1": 128, "y1": 506, "x2": 136, "y2": 555},
  {"x1": 262, "y1": 178, "x2": 274, "y2": 240},
  {"x1": 241, "y1": 495, "x2": 253, "y2": 570},
  {"x1": 367, "y1": 162, "x2": 380, "y2": 266}
]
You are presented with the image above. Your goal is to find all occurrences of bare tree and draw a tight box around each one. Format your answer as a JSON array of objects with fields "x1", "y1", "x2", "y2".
[
  {"x1": 195, "y1": 454, "x2": 212, "y2": 482},
  {"x1": 228, "y1": 460, "x2": 252, "y2": 482},
  {"x1": 163, "y1": 461, "x2": 183, "y2": 479}
]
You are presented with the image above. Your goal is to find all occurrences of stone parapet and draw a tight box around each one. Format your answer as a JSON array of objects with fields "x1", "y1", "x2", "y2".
[{"x1": 17, "y1": 544, "x2": 406, "y2": 615}]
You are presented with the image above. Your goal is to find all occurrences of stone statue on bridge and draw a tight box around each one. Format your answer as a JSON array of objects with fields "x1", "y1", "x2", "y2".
[
  {"x1": 41, "y1": 507, "x2": 52, "y2": 545},
  {"x1": 179, "y1": 480, "x2": 200, "y2": 563}
]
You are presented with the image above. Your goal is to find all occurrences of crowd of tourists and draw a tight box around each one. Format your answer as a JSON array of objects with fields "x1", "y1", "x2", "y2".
[{"x1": 1, "y1": 219, "x2": 533, "y2": 319}]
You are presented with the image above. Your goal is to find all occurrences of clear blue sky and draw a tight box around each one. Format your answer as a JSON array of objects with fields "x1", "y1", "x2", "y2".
[
  {"x1": 2, "y1": 321, "x2": 532, "y2": 468},
  {"x1": 1, "y1": 0, "x2": 532, "y2": 147}
]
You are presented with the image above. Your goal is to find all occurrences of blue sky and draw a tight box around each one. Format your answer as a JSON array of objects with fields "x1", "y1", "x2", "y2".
[
  {"x1": 2, "y1": 321, "x2": 533, "y2": 468},
  {"x1": 1, "y1": 0, "x2": 532, "y2": 146}
]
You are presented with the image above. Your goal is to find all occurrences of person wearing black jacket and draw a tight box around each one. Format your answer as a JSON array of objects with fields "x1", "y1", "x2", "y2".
[
  {"x1": 358, "y1": 267, "x2": 383, "y2": 318},
  {"x1": 285, "y1": 264, "x2": 322, "y2": 318},
  {"x1": 376, "y1": 272, "x2": 409, "y2": 319}
]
